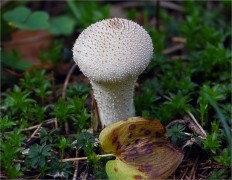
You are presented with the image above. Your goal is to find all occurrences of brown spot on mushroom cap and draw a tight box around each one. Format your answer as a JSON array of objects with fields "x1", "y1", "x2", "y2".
[{"x1": 108, "y1": 19, "x2": 123, "y2": 29}]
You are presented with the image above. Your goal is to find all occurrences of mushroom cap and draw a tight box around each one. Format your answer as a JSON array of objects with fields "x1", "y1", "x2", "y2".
[{"x1": 73, "y1": 18, "x2": 153, "y2": 83}]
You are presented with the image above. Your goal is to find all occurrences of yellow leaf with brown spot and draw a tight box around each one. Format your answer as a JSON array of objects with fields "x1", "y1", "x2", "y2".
[
  {"x1": 106, "y1": 158, "x2": 146, "y2": 180},
  {"x1": 99, "y1": 117, "x2": 184, "y2": 179}
]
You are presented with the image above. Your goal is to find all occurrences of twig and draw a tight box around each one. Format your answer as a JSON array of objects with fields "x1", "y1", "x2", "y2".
[
  {"x1": 23, "y1": 118, "x2": 56, "y2": 131},
  {"x1": 62, "y1": 63, "x2": 76, "y2": 99},
  {"x1": 35, "y1": 173, "x2": 41, "y2": 179},
  {"x1": 72, "y1": 150, "x2": 79, "y2": 180},
  {"x1": 64, "y1": 121, "x2": 70, "y2": 135},
  {"x1": 201, "y1": 169, "x2": 209, "y2": 176},
  {"x1": 199, "y1": 166, "x2": 212, "y2": 170},
  {"x1": 81, "y1": 165, "x2": 89, "y2": 180},
  {"x1": 162, "y1": 44, "x2": 184, "y2": 55},
  {"x1": 189, "y1": 156, "x2": 199, "y2": 179},
  {"x1": 160, "y1": 1, "x2": 184, "y2": 12},
  {"x1": 5, "y1": 118, "x2": 56, "y2": 134},
  {"x1": 183, "y1": 132, "x2": 192, "y2": 136},
  {"x1": 180, "y1": 167, "x2": 189, "y2": 179},
  {"x1": 62, "y1": 63, "x2": 76, "y2": 134},
  {"x1": 60, "y1": 154, "x2": 115, "y2": 162},
  {"x1": 159, "y1": 1, "x2": 184, "y2": 12},
  {"x1": 172, "y1": 37, "x2": 187, "y2": 43},
  {"x1": 166, "y1": 119, "x2": 188, "y2": 128},
  {"x1": 198, "y1": 174, "x2": 207, "y2": 178},
  {"x1": 166, "y1": 118, "x2": 206, "y2": 139},
  {"x1": 28, "y1": 118, "x2": 56, "y2": 130},
  {"x1": 113, "y1": 1, "x2": 183, "y2": 12},
  {"x1": 0, "y1": 175, "x2": 7, "y2": 179},
  {"x1": 186, "y1": 111, "x2": 206, "y2": 139},
  {"x1": 163, "y1": 95, "x2": 171, "y2": 101},
  {"x1": 73, "y1": 163, "x2": 79, "y2": 180},
  {"x1": 171, "y1": 55, "x2": 187, "y2": 61},
  {"x1": 27, "y1": 123, "x2": 42, "y2": 142},
  {"x1": 54, "y1": 118, "x2": 58, "y2": 129},
  {"x1": 13, "y1": 159, "x2": 24, "y2": 163},
  {"x1": 162, "y1": 95, "x2": 206, "y2": 139}
]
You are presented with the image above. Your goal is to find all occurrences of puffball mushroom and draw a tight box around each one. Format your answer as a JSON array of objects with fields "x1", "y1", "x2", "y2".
[{"x1": 73, "y1": 18, "x2": 153, "y2": 127}]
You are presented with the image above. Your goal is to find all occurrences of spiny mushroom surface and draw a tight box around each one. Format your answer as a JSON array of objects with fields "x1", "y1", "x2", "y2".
[{"x1": 73, "y1": 18, "x2": 153, "y2": 127}]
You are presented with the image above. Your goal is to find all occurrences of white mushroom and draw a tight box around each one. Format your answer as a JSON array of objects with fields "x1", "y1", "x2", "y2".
[{"x1": 73, "y1": 18, "x2": 153, "y2": 127}]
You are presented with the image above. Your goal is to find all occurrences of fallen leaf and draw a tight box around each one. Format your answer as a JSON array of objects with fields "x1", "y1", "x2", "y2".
[
  {"x1": 3, "y1": 30, "x2": 52, "y2": 65},
  {"x1": 99, "y1": 117, "x2": 184, "y2": 179}
]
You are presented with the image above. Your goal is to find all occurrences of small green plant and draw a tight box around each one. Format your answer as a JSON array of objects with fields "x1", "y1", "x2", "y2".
[
  {"x1": 84, "y1": 141, "x2": 99, "y2": 169},
  {"x1": 203, "y1": 121, "x2": 221, "y2": 154},
  {"x1": 208, "y1": 169, "x2": 229, "y2": 180},
  {"x1": 34, "y1": 82, "x2": 52, "y2": 104},
  {"x1": 135, "y1": 79, "x2": 160, "y2": 116},
  {"x1": 0, "y1": 129, "x2": 25, "y2": 179},
  {"x1": 198, "y1": 84, "x2": 226, "y2": 126},
  {"x1": 49, "y1": 158, "x2": 73, "y2": 179},
  {"x1": 76, "y1": 132, "x2": 99, "y2": 171},
  {"x1": 20, "y1": 70, "x2": 52, "y2": 92},
  {"x1": 213, "y1": 148, "x2": 231, "y2": 167},
  {"x1": 0, "y1": 115, "x2": 16, "y2": 134},
  {"x1": 19, "y1": 72, "x2": 38, "y2": 90},
  {"x1": 156, "y1": 92, "x2": 192, "y2": 124},
  {"x1": 147, "y1": 28, "x2": 165, "y2": 54},
  {"x1": 180, "y1": 3, "x2": 225, "y2": 51},
  {"x1": 167, "y1": 124, "x2": 187, "y2": 145},
  {"x1": 57, "y1": 136, "x2": 73, "y2": 159},
  {"x1": 53, "y1": 98, "x2": 71, "y2": 125},
  {"x1": 39, "y1": 40, "x2": 63, "y2": 65},
  {"x1": 29, "y1": 104, "x2": 48, "y2": 123},
  {"x1": 39, "y1": 127, "x2": 59, "y2": 144},
  {"x1": 3, "y1": 85, "x2": 35, "y2": 117},
  {"x1": 165, "y1": 92, "x2": 192, "y2": 113},
  {"x1": 66, "y1": 83, "x2": 90, "y2": 97},
  {"x1": 201, "y1": 120, "x2": 231, "y2": 173},
  {"x1": 1, "y1": 50, "x2": 32, "y2": 72},
  {"x1": 53, "y1": 96, "x2": 90, "y2": 130},
  {"x1": 75, "y1": 132, "x2": 95, "y2": 150},
  {"x1": 25, "y1": 143, "x2": 52, "y2": 169}
]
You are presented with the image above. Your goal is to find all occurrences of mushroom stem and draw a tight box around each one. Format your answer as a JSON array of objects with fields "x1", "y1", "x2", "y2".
[
  {"x1": 73, "y1": 18, "x2": 153, "y2": 127},
  {"x1": 91, "y1": 79, "x2": 136, "y2": 127}
]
